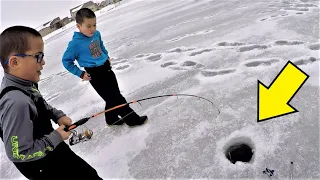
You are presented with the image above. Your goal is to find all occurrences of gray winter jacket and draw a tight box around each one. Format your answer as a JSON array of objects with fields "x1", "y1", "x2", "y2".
[{"x1": 0, "y1": 73, "x2": 65, "y2": 162}]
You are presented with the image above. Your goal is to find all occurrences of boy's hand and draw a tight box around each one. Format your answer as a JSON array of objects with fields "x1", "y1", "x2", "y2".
[
  {"x1": 57, "y1": 116, "x2": 72, "y2": 126},
  {"x1": 82, "y1": 72, "x2": 91, "y2": 81},
  {"x1": 56, "y1": 125, "x2": 72, "y2": 140}
]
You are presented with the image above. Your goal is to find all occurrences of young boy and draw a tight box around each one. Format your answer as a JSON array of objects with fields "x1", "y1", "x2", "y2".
[
  {"x1": 0, "y1": 26, "x2": 102, "y2": 180},
  {"x1": 62, "y1": 8, "x2": 147, "y2": 127}
]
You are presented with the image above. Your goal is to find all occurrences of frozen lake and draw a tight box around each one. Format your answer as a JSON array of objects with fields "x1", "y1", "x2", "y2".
[{"x1": 0, "y1": 0, "x2": 319, "y2": 179}]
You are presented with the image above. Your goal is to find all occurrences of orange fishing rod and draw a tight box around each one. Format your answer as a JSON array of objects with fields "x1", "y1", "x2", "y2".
[{"x1": 64, "y1": 93, "x2": 220, "y2": 132}]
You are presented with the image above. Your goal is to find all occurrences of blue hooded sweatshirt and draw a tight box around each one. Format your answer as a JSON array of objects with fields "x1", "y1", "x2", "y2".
[{"x1": 62, "y1": 30, "x2": 109, "y2": 78}]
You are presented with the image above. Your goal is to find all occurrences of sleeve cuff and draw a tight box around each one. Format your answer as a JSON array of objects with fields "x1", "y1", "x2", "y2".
[
  {"x1": 80, "y1": 71, "x2": 85, "y2": 79},
  {"x1": 52, "y1": 111, "x2": 66, "y2": 124},
  {"x1": 47, "y1": 130, "x2": 63, "y2": 148}
]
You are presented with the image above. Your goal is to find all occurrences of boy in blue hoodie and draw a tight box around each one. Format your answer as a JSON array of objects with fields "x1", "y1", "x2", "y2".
[{"x1": 62, "y1": 8, "x2": 147, "y2": 127}]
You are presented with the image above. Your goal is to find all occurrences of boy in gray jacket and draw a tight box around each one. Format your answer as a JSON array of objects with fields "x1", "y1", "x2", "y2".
[{"x1": 0, "y1": 26, "x2": 102, "y2": 179}]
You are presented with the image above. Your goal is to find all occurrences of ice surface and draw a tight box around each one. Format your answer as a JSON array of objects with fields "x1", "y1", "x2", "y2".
[{"x1": 0, "y1": 0, "x2": 319, "y2": 179}]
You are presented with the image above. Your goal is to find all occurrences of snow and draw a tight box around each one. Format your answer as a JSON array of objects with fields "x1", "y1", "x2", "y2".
[{"x1": 1, "y1": 0, "x2": 319, "y2": 179}]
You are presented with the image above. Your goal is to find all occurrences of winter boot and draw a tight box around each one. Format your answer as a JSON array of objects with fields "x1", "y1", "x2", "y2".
[{"x1": 128, "y1": 115, "x2": 148, "y2": 127}]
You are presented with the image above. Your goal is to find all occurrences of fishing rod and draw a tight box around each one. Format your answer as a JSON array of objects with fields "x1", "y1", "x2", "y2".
[{"x1": 64, "y1": 93, "x2": 220, "y2": 132}]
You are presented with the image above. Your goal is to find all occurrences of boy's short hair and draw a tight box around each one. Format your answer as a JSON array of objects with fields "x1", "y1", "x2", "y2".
[
  {"x1": 0, "y1": 26, "x2": 42, "y2": 72},
  {"x1": 76, "y1": 8, "x2": 96, "y2": 25}
]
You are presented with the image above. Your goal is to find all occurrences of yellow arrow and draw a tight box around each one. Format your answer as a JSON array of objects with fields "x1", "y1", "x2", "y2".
[{"x1": 258, "y1": 61, "x2": 309, "y2": 122}]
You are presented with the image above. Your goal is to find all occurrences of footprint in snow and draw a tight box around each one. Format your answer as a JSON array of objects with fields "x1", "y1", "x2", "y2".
[
  {"x1": 189, "y1": 49, "x2": 213, "y2": 56},
  {"x1": 308, "y1": 43, "x2": 320, "y2": 50},
  {"x1": 181, "y1": 61, "x2": 204, "y2": 69},
  {"x1": 217, "y1": 42, "x2": 246, "y2": 46},
  {"x1": 135, "y1": 54, "x2": 149, "y2": 58},
  {"x1": 167, "y1": 47, "x2": 196, "y2": 53},
  {"x1": 238, "y1": 45, "x2": 269, "y2": 52},
  {"x1": 259, "y1": 7, "x2": 308, "y2": 21},
  {"x1": 161, "y1": 60, "x2": 204, "y2": 70},
  {"x1": 161, "y1": 62, "x2": 177, "y2": 68},
  {"x1": 201, "y1": 69, "x2": 236, "y2": 77},
  {"x1": 259, "y1": 14, "x2": 287, "y2": 22},
  {"x1": 284, "y1": 7, "x2": 309, "y2": 11},
  {"x1": 195, "y1": 64, "x2": 205, "y2": 69},
  {"x1": 126, "y1": 42, "x2": 134, "y2": 47},
  {"x1": 280, "y1": 14, "x2": 290, "y2": 17},
  {"x1": 295, "y1": 3, "x2": 316, "y2": 7},
  {"x1": 112, "y1": 59, "x2": 128, "y2": 66},
  {"x1": 146, "y1": 54, "x2": 162, "y2": 62},
  {"x1": 244, "y1": 59, "x2": 280, "y2": 67},
  {"x1": 274, "y1": 40, "x2": 304, "y2": 46},
  {"x1": 169, "y1": 66, "x2": 187, "y2": 71},
  {"x1": 116, "y1": 65, "x2": 130, "y2": 70},
  {"x1": 181, "y1": 61, "x2": 197, "y2": 67},
  {"x1": 293, "y1": 57, "x2": 319, "y2": 66},
  {"x1": 260, "y1": 17, "x2": 269, "y2": 21}
]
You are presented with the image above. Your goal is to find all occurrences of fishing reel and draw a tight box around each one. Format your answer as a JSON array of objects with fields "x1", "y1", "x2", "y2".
[{"x1": 69, "y1": 127, "x2": 93, "y2": 146}]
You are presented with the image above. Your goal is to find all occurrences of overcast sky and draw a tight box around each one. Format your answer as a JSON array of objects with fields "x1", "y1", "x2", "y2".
[{"x1": 0, "y1": 0, "x2": 97, "y2": 32}]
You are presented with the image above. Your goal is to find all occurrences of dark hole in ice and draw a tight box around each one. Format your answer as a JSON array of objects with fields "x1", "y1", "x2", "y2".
[{"x1": 225, "y1": 143, "x2": 253, "y2": 164}]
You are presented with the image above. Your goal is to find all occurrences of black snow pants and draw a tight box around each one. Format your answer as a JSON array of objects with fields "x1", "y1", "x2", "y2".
[
  {"x1": 85, "y1": 60, "x2": 140, "y2": 126},
  {"x1": 14, "y1": 142, "x2": 103, "y2": 180}
]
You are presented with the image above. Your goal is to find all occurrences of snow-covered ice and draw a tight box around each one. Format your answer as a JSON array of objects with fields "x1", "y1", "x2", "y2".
[{"x1": 0, "y1": 0, "x2": 319, "y2": 179}]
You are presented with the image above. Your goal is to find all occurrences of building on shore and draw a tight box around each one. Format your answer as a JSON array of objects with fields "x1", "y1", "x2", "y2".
[
  {"x1": 98, "y1": 0, "x2": 114, "y2": 9},
  {"x1": 36, "y1": 16, "x2": 73, "y2": 37},
  {"x1": 36, "y1": 0, "x2": 122, "y2": 37},
  {"x1": 70, "y1": 1, "x2": 99, "y2": 20}
]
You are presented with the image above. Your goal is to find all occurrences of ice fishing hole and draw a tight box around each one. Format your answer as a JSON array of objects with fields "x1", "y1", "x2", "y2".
[{"x1": 224, "y1": 137, "x2": 254, "y2": 164}]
